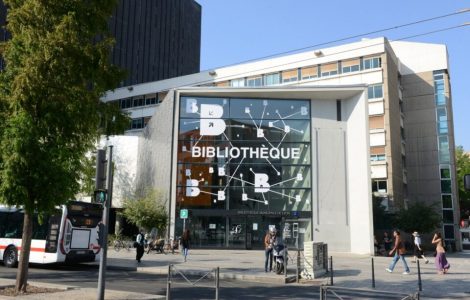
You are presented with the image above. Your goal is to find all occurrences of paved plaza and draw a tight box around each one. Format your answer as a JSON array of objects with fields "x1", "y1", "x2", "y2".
[{"x1": 1, "y1": 249, "x2": 470, "y2": 299}]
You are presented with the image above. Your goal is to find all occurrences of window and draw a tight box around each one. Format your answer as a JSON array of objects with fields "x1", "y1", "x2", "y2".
[
  {"x1": 442, "y1": 195, "x2": 452, "y2": 208},
  {"x1": 434, "y1": 71, "x2": 446, "y2": 106},
  {"x1": 215, "y1": 81, "x2": 229, "y2": 87},
  {"x1": 363, "y1": 57, "x2": 381, "y2": 70},
  {"x1": 370, "y1": 130, "x2": 386, "y2": 147},
  {"x1": 264, "y1": 73, "x2": 280, "y2": 86},
  {"x1": 230, "y1": 78, "x2": 245, "y2": 87},
  {"x1": 441, "y1": 180, "x2": 451, "y2": 194},
  {"x1": 372, "y1": 180, "x2": 387, "y2": 193},
  {"x1": 282, "y1": 69, "x2": 298, "y2": 83},
  {"x1": 368, "y1": 84, "x2": 383, "y2": 99},
  {"x1": 342, "y1": 59, "x2": 360, "y2": 73},
  {"x1": 440, "y1": 167, "x2": 451, "y2": 179},
  {"x1": 436, "y1": 107, "x2": 448, "y2": 134},
  {"x1": 442, "y1": 210, "x2": 454, "y2": 224},
  {"x1": 371, "y1": 154, "x2": 386, "y2": 162},
  {"x1": 438, "y1": 136, "x2": 450, "y2": 163},
  {"x1": 247, "y1": 76, "x2": 262, "y2": 87},
  {"x1": 130, "y1": 118, "x2": 144, "y2": 130},
  {"x1": 320, "y1": 63, "x2": 338, "y2": 77},
  {"x1": 301, "y1": 66, "x2": 318, "y2": 80},
  {"x1": 435, "y1": 80, "x2": 445, "y2": 105}
]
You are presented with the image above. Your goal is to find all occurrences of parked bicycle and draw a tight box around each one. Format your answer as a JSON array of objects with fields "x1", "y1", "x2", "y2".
[{"x1": 113, "y1": 237, "x2": 132, "y2": 252}]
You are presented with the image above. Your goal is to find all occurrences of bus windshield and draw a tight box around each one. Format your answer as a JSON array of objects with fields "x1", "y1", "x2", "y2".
[{"x1": 66, "y1": 201, "x2": 102, "y2": 228}]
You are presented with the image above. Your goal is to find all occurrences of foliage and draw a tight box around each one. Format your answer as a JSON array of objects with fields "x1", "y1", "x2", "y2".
[
  {"x1": 393, "y1": 202, "x2": 442, "y2": 234},
  {"x1": 121, "y1": 189, "x2": 168, "y2": 234},
  {"x1": 456, "y1": 146, "x2": 470, "y2": 212},
  {"x1": 0, "y1": 0, "x2": 123, "y2": 291}
]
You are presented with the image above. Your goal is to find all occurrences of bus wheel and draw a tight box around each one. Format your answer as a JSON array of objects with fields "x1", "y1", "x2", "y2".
[{"x1": 3, "y1": 246, "x2": 18, "y2": 268}]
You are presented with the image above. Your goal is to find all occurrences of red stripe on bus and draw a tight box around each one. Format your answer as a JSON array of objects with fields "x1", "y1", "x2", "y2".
[{"x1": 0, "y1": 245, "x2": 45, "y2": 253}]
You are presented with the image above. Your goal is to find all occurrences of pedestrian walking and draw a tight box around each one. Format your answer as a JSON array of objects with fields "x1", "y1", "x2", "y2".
[
  {"x1": 181, "y1": 229, "x2": 191, "y2": 262},
  {"x1": 411, "y1": 231, "x2": 429, "y2": 264},
  {"x1": 135, "y1": 230, "x2": 145, "y2": 263},
  {"x1": 432, "y1": 232, "x2": 450, "y2": 275},
  {"x1": 264, "y1": 228, "x2": 277, "y2": 272},
  {"x1": 385, "y1": 230, "x2": 410, "y2": 274}
]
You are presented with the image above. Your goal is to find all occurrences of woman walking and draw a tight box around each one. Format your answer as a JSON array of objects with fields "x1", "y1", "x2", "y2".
[
  {"x1": 411, "y1": 231, "x2": 429, "y2": 264},
  {"x1": 181, "y1": 229, "x2": 191, "y2": 262},
  {"x1": 432, "y1": 232, "x2": 450, "y2": 274}
]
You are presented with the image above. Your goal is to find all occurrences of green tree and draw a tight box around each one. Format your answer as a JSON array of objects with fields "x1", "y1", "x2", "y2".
[
  {"x1": 121, "y1": 189, "x2": 168, "y2": 234},
  {"x1": 0, "y1": 0, "x2": 123, "y2": 292},
  {"x1": 393, "y1": 202, "x2": 442, "y2": 234},
  {"x1": 456, "y1": 146, "x2": 470, "y2": 212}
]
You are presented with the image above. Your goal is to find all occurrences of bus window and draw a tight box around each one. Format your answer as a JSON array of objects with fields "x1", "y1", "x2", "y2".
[{"x1": 4, "y1": 213, "x2": 23, "y2": 238}]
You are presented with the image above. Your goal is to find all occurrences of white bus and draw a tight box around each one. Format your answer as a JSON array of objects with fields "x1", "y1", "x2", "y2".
[{"x1": 0, "y1": 201, "x2": 102, "y2": 267}]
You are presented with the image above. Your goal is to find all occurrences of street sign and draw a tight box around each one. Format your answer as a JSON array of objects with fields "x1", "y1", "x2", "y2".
[{"x1": 180, "y1": 209, "x2": 188, "y2": 219}]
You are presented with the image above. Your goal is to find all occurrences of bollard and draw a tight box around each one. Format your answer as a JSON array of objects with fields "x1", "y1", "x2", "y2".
[
  {"x1": 215, "y1": 267, "x2": 220, "y2": 300},
  {"x1": 296, "y1": 249, "x2": 300, "y2": 283},
  {"x1": 166, "y1": 264, "x2": 171, "y2": 300},
  {"x1": 329, "y1": 256, "x2": 334, "y2": 286},
  {"x1": 417, "y1": 259, "x2": 422, "y2": 292},
  {"x1": 371, "y1": 257, "x2": 375, "y2": 288}
]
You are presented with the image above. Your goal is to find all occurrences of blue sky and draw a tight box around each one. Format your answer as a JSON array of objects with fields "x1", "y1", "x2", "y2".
[{"x1": 197, "y1": 0, "x2": 470, "y2": 150}]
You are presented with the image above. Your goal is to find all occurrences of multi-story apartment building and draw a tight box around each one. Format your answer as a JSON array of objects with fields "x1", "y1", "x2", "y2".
[{"x1": 104, "y1": 37, "x2": 460, "y2": 250}]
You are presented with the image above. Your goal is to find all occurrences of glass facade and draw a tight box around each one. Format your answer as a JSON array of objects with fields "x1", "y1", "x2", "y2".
[
  {"x1": 434, "y1": 70, "x2": 454, "y2": 244},
  {"x1": 176, "y1": 96, "x2": 312, "y2": 248}
]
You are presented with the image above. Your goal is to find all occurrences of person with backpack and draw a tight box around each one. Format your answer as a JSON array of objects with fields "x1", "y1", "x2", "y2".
[
  {"x1": 385, "y1": 230, "x2": 410, "y2": 275},
  {"x1": 135, "y1": 230, "x2": 145, "y2": 263}
]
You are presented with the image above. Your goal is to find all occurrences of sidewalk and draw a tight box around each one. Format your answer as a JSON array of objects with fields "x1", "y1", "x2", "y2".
[{"x1": 2, "y1": 249, "x2": 470, "y2": 299}]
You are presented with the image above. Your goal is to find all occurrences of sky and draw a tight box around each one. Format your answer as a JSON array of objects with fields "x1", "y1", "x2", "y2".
[{"x1": 196, "y1": 0, "x2": 470, "y2": 150}]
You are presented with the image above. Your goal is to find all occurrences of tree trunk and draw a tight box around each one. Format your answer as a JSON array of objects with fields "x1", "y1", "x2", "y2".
[{"x1": 15, "y1": 212, "x2": 33, "y2": 293}]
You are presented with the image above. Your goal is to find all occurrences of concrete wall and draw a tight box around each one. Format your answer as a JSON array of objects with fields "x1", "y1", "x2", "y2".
[
  {"x1": 402, "y1": 71, "x2": 441, "y2": 205},
  {"x1": 383, "y1": 48, "x2": 405, "y2": 208},
  {"x1": 135, "y1": 92, "x2": 176, "y2": 214}
]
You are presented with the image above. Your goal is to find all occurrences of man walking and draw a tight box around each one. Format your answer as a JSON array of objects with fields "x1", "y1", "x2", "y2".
[{"x1": 386, "y1": 230, "x2": 410, "y2": 275}]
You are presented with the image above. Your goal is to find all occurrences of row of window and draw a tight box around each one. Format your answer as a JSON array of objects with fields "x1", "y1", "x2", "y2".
[
  {"x1": 221, "y1": 56, "x2": 382, "y2": 88},
  {"x1": 118, "y1": 93, "x2": 162, "y2": 109},
  {"x1": 434, "y1": 70, "x2": 454, "y2": 240}
]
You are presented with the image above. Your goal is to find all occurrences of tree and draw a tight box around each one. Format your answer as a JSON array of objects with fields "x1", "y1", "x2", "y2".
[
  {"x1": 393, "y1": 202, "x2": 442, "y2": 234},
  {"x1": 456, "y1": 146, "x2": 470, "y2": 213},
  {"x1": 0, "y1": 0, "x2": 123, "y2": 293},
  {"x1": 121, "y1": 189, "x2": 168, "y2": 234}
]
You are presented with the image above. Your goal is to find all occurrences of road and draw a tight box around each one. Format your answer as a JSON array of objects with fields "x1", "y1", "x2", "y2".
[
  {"x1": 0, "y1": 263, "x2": 422, "y2": 299},
  {"x1": 0, "y1": 263, "x2": 321, "y2": 299}
]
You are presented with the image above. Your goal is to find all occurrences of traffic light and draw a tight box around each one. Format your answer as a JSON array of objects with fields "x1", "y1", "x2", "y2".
[
  {"x1": 94, "y1": 189, "x2": 107, "y2": 204},
  {"x1": 95, "y1": 149, "x2": 107, "y2": 190},
  {"x1": 97, "y1": 222, "x2": 105, "y2": 247}
]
